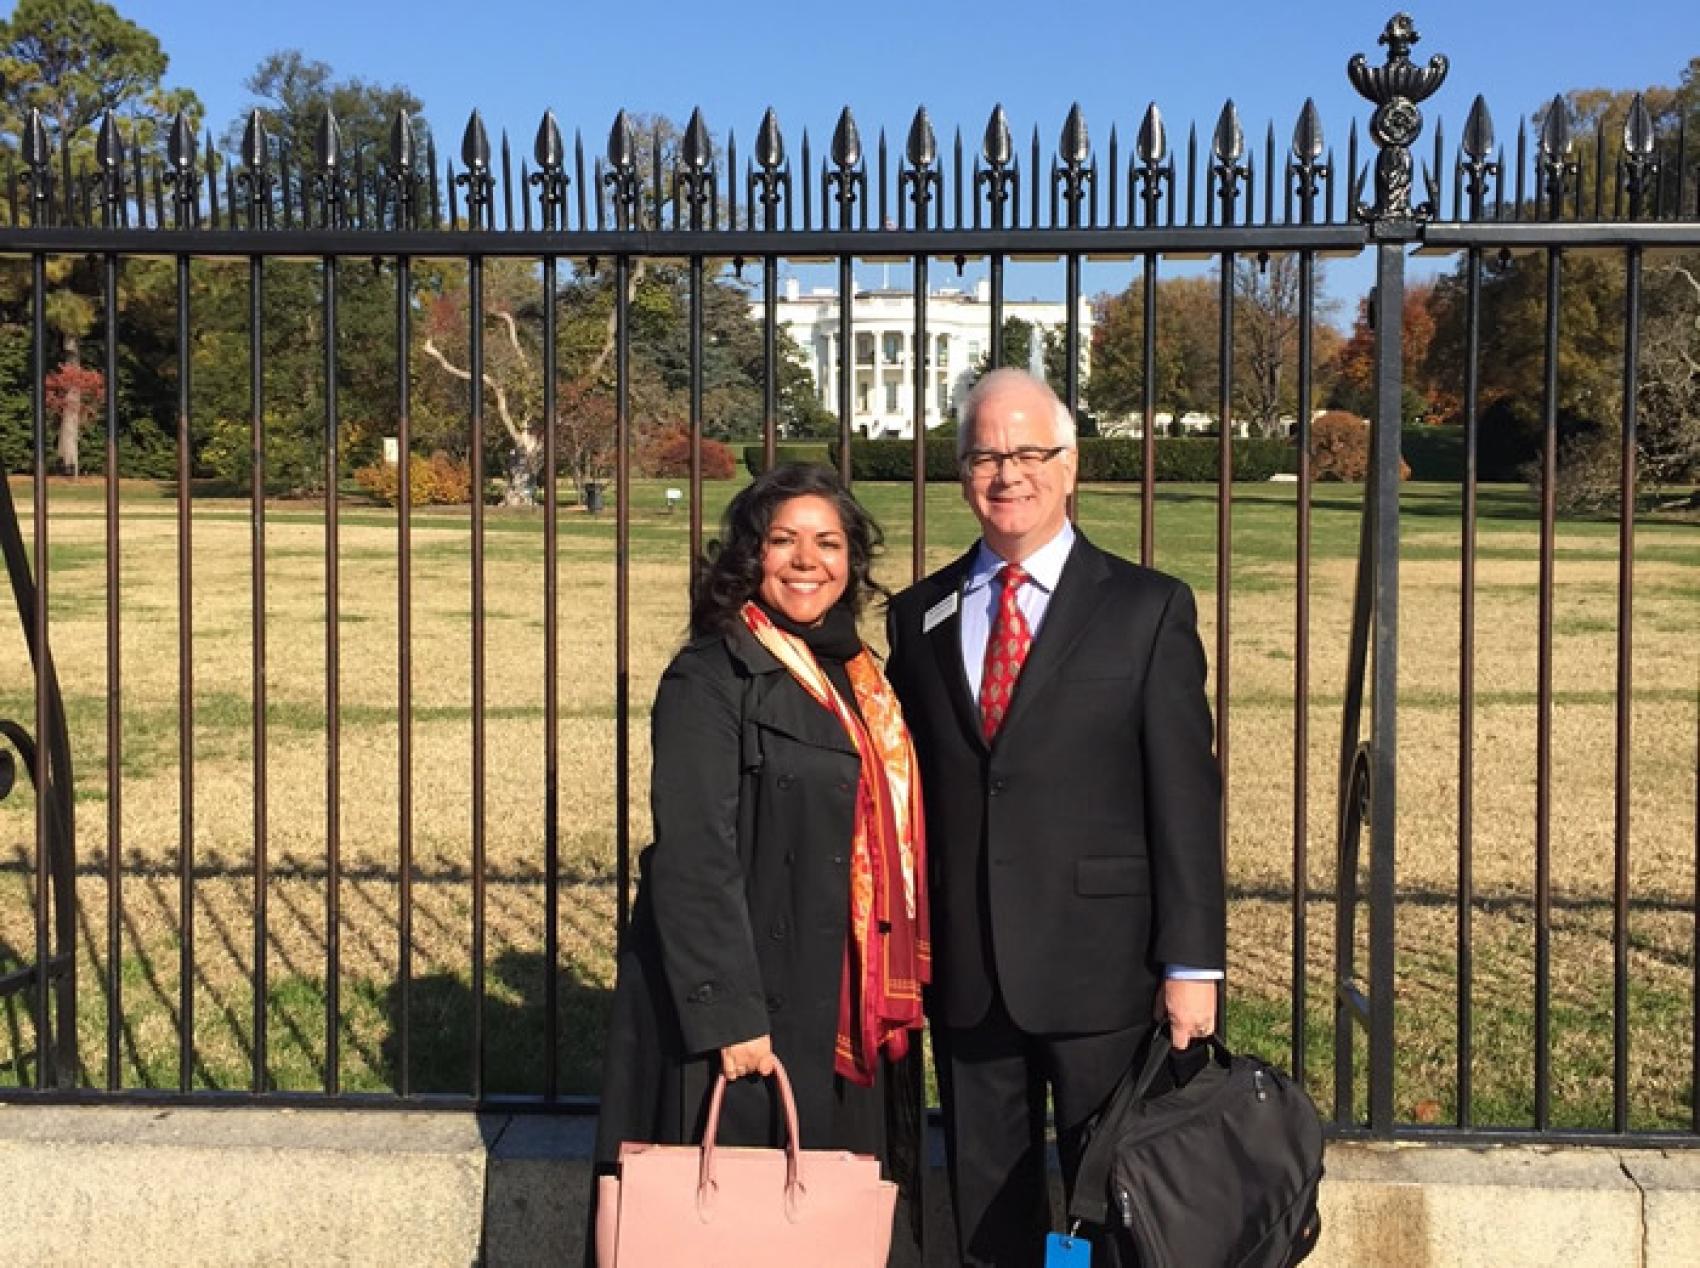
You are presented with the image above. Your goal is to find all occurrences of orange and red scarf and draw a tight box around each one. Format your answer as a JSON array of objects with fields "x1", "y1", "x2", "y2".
[{"x1": 741, "y1": 601, "x2": 930, "y2": 1086}]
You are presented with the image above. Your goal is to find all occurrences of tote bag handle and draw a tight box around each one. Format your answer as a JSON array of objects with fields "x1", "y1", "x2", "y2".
[{"x1": 697, "y1": 1057, "x2": 808, "y2": 1222}]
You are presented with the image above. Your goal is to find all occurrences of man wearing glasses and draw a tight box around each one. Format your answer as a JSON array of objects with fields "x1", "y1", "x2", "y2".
[{"x1": 885, "y1": 368, "x2": 1225, "y2": 1266}]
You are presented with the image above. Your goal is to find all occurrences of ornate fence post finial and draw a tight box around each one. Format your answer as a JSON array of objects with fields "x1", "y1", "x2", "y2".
[
  {"x1": 1620, "y1": 93, "x2": 1659, "y2": 220},
  {"x1": 978, "y1": 105, "x2": 1016, "y2": 228},
  {"x1": 1348, "y1": 12, "x2": 1448, "y2": 228},
  {"x1": 387, "y1": 110, "x2": 420, "y2": 229},
  {"x1": 530, "y1": 110, "x2": 568, "y2": 231},
  {"x1": 826, "y1": 107, "x2": 865, "y2": 231},
  {"x1": 314, "y1": 109, "x2": 346, "y2": 228},
  {"x1": 1135, "y1": 103, "x2": 1169, "y2": 227},
  {"x1": 604, "y1": 110, "x2": 641, "y2": 231},
  {"x1": 1460, "y1": 95, "x2": 1499, "y2": 221},
  {"x1": 752, "y1": 108, "x2": 790, "y2": 231},
  {"x1": 901, "y1": 107, "x2": 940, "y2": 229},
  {"x1": 1537, "y1": 95, "x2": 1578, "y2": 220},
  {"x1": 1290, "y1": 99, "x2": 1328, "y2": 225},
  {"x1": 95, "y1": 110, "x2": 126, "y2": 229},
  {"x1": 457, "y1": 110, "x2": 494, "y2": 229},
  {"x1": 677, "y1": 108, "x2": 714, "y2": 230},
  {"x1": 164, "y1": 111, "x2": 200, "y2": 228},
  {"x1": 1055, "y1": 104, "x2": 1093, "y2": 228}
]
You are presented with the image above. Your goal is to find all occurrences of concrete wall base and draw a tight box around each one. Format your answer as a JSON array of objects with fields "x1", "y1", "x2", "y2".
[{"x1": 1, "y1": 1106, "x2": 1695, "y2": 1265}]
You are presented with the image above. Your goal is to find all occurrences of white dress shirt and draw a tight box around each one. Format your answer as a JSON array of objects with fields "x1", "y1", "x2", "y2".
[{"x1": 957, "y1": 523, "x2": 1223, "y2": 985}]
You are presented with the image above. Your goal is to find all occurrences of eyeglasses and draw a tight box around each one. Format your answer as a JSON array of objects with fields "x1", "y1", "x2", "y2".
[{"x1": 960, "y1": 445, "x2": 1067, "y2": 478}]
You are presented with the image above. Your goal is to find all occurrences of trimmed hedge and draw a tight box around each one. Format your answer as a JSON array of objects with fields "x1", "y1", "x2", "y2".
[
  {"x1": 826, "y1": 436, "x2": 1299, "y2": 482},
  {"x1": 741, "y1": 442, "x2": 834, "y2": 477},
  {"x1": 1399, "y1": 425, "x2": 1468, "y2": 483}
]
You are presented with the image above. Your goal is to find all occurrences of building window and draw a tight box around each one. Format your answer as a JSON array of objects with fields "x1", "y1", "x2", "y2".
[
  {"x1": 886, "y1": 381, "x2": 899, "y2": 413},
  {"x1": 856, "y1": 332, "x2": 875, "y2": 366},
  {"x1": 882, "y1": 332, "x2": 904, "y2": 364}
]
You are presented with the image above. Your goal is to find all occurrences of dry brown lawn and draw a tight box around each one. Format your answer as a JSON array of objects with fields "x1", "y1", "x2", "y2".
[{"x1": 0, "y1": 477, "x2": 1694, "y2": 1128}]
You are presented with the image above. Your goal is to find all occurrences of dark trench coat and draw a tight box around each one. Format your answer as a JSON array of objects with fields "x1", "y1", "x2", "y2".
[{"x1": 593, "y1": 619, "x2": 904, "y2": 1164}]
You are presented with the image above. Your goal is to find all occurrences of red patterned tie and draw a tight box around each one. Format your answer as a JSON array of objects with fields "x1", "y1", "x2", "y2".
[{"x1": 979, "y1": 564, "x2": 1032, "y2": 740}]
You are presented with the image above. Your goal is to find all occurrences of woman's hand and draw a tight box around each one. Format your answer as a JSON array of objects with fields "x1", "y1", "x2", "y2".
[{"x1": 719, "y1": 1034, "x2": 777, "y2": 1081}]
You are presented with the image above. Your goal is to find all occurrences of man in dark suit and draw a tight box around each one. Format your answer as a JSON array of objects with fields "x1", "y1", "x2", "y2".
[{"x1": 884, "y1": 368, "x2": 1225, "y2": 1267}]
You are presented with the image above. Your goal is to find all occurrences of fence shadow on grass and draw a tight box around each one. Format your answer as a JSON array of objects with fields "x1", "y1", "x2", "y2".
[{"x1": 380, "y1": 948, "x2": 613, "y2": 1099}]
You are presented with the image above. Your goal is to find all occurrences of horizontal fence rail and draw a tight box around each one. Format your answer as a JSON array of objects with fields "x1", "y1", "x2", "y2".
[{"x1": 0, "y1": 13, "x2": 1696, "y2": 1148}]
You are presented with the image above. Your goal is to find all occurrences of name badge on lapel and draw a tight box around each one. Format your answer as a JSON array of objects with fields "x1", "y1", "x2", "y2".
[{"x1": 922, "y1": 591, "x2": 959, "y2": 634}]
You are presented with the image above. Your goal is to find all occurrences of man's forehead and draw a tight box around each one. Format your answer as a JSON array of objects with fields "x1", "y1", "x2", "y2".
[{"x1": 973, "y1": 386, "x2": 1058, "y2": 434}]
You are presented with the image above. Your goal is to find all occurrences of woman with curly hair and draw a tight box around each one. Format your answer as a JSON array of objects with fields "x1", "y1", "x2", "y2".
[{"x1": 592, "y1": 462, "x2": 928, "y2": 1259}]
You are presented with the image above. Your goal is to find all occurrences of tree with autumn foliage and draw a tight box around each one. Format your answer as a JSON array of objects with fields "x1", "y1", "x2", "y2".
[{"x1": 1327, "y1": 281, "x2": 1452, "y2": 428}]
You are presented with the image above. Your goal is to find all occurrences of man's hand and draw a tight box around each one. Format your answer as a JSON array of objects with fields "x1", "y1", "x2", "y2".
[
  {"x1": 719, "y1": 1034, "x2": 777, "y2": 1081},
  {"x1": 1155, "y1": 978, "x2": 1219, "y2": 1051}
]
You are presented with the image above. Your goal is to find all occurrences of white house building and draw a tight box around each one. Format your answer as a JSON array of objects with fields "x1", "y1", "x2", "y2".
[{"x1": 761, "y1": 278, "x2": 1093, "y2": 440}]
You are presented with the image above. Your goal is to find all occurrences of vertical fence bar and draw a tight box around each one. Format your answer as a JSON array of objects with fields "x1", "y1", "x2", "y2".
[
  {"x1": 542, "y1": 252, "x2": 559, "y2": 1102},
  {"x1": 104, "y1": 248, "x2": 123, "y2": 1090},
  {"x1": 322, "y1": 254, "x2": 342, "y2": 1096},
  {"x1": 30, "y1": 249, "x2": 49, "y2": 1088},
  {"x1": 396, "y1": 256, "x2": 414, "y2": 1098},
  {"x1": 689, "y1": 255, "x2": 705, "y2": 564},
  {"x1": 1612, "y1": 245, "x2": 1642, "y2": 1134},
  {"x1": 1063, "y1": 250, "x2": 1082, "y2": 432},
  {"x1": 762, "y1": 256, "x2": 778, "y2": 470},
  {"x1": 1534, "y1": 246, "x2": 1561, "y2": 1132},
  {"x1": 1367, "y1": 238, "x2": 1404, "y2": 1135},
  {"x1": 837, "y1": 257, "x2": 853, "y2": 485},
  {"x1": 1215, "y1": 251, "x2": 1234, "y2": 894},
  {"x1": 469, "y1": 254, "x2": 488, "y2": 1094},
  {"x1": 615, "y1": 253, "x2": 633, "y2": 940},
  {"x1": 1291, "y1": 250, "x2": 1314, "y2": 1084},
  {"x1": 250, "y1": 253, "x2": 269, "y2": 1093},
  {"x1": 1458, "y1": 248, "x2": 1483, "y2": 1127},
  {"x1": 1139, "y1": 254, "x2": 1157, "y2": 566},
  {"x1": 988, "y1": 254, "x2": 1005, "y2": 368},
  {"x1": 911, "y1": 255, "x2": 927, "y2": 580},
  {"x1": 176, "y1": 250, "x2": 195, "y2": 1092}
]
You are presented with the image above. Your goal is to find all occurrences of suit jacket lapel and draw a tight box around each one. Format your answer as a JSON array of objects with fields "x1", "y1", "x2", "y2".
[
  {"x1": 995, "y1": 534, "x2": 1111, "y2": 742},
  {"x1": 922, "y1": 550, "x2": 986, "y2": 753}
]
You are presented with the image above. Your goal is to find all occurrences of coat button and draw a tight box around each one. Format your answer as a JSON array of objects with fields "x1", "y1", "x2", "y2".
[
  {"x1": 990, "y1": 777, "x2": 1007, "y2": 795},
  {"x1": 831, "y1": 853, "x2": 845, "y2": 865},
  {"x1": 777, "y1": 774, "x2": 794, "y2": 790},
  {"x1": 836, "y1": 780, "x2": 852, "y2": 793},
  {"x1": 784, "y1": 850, "x2": 795, "y2": 865},
  {"x1": 770, "y1": 919, "x2": 789, "y2": 940},
  {"x1": 766, "y1": 994, "x2": 785, "y2": 1012}
]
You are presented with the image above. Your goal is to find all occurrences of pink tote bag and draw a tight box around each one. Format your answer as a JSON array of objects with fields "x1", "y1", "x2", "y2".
[{"x1": 595, "y1": 1058, "x2": 897, "y2": 1267}]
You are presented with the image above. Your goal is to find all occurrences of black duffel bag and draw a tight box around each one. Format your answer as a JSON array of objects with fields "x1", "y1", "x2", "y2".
[{"x1": 1067, "y1": 1026, "x2": 1324, "y2": 1268}]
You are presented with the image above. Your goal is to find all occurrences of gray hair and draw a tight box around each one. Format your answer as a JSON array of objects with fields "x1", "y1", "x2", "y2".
[{"x1": 955, "y1": 367, "x2": 1078, "y2": 459}]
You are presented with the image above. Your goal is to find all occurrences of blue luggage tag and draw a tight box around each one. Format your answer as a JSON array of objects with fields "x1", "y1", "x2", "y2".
[{"x1": 1044, "y1": 1230, "x2": 1092, "y2": 1267}]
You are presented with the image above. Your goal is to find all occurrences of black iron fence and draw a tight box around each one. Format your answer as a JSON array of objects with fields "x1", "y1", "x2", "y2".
[{"x1": 0, "y1": 13, "x2": 1696, "y2": 1144}]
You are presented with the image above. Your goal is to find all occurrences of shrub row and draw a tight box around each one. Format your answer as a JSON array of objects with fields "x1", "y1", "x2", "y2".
[
  {"x1": 804, "y1": 436, "x2": 1302, "y2": 483},
  {"x1": 741, "y1": 442, "x2": 835, "y2": 477}
]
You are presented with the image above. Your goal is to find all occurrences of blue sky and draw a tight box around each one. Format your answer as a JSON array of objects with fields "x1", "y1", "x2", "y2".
[{"x1": 53, "y1": 2, "x2": 1700, "y2": 305}]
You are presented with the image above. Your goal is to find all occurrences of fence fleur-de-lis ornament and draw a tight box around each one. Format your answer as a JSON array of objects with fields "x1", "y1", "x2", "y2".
[
  {"x1": 1347, "y1": 12, "x2": 1448, "y2": 226},
  {"x1": 751, "y1": 108, "x2": 790, "y2": 231},
  {"x1": 457, "y1": 110, "x2": 495, "y2": 228},
  {"x1": 530, "y1": 110, "x2": 568, "y2": 230},
  {"x1": 1134, "y1": 103, "x2": 1169, "y2": 227},
  {"x1": 1055, "y1": 104, "x2": 1093, "y2": 227},
  {"x1": 94, "y1": 110, "x2": 126, "y2": 229},
  {"x1": 977, "y1": 105, "x2": 1016, "y2": 228},
  {"x1": 676, "y1": 108, "x2": 714, "y2": 229},
  {"x1": 901, "y1": 107, "x2": 940, "y2": 229},
  {"x1": 826, "y1": 107, "x2": 865, "y2": 231},
  {"x1": 604, "y1": 110, "x2": 642, "y2": 230},
  {"x1": 164, "y1": 111, "x2": 200, "y2": 227},
  {"x1": 1620, "y1": 93, "x2": 1659, "y2": 219}
]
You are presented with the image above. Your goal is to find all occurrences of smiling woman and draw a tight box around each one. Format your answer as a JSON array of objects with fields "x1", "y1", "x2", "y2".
[{"x1": 591, "y1": 461, "x2": 926, "y2": 1263}]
